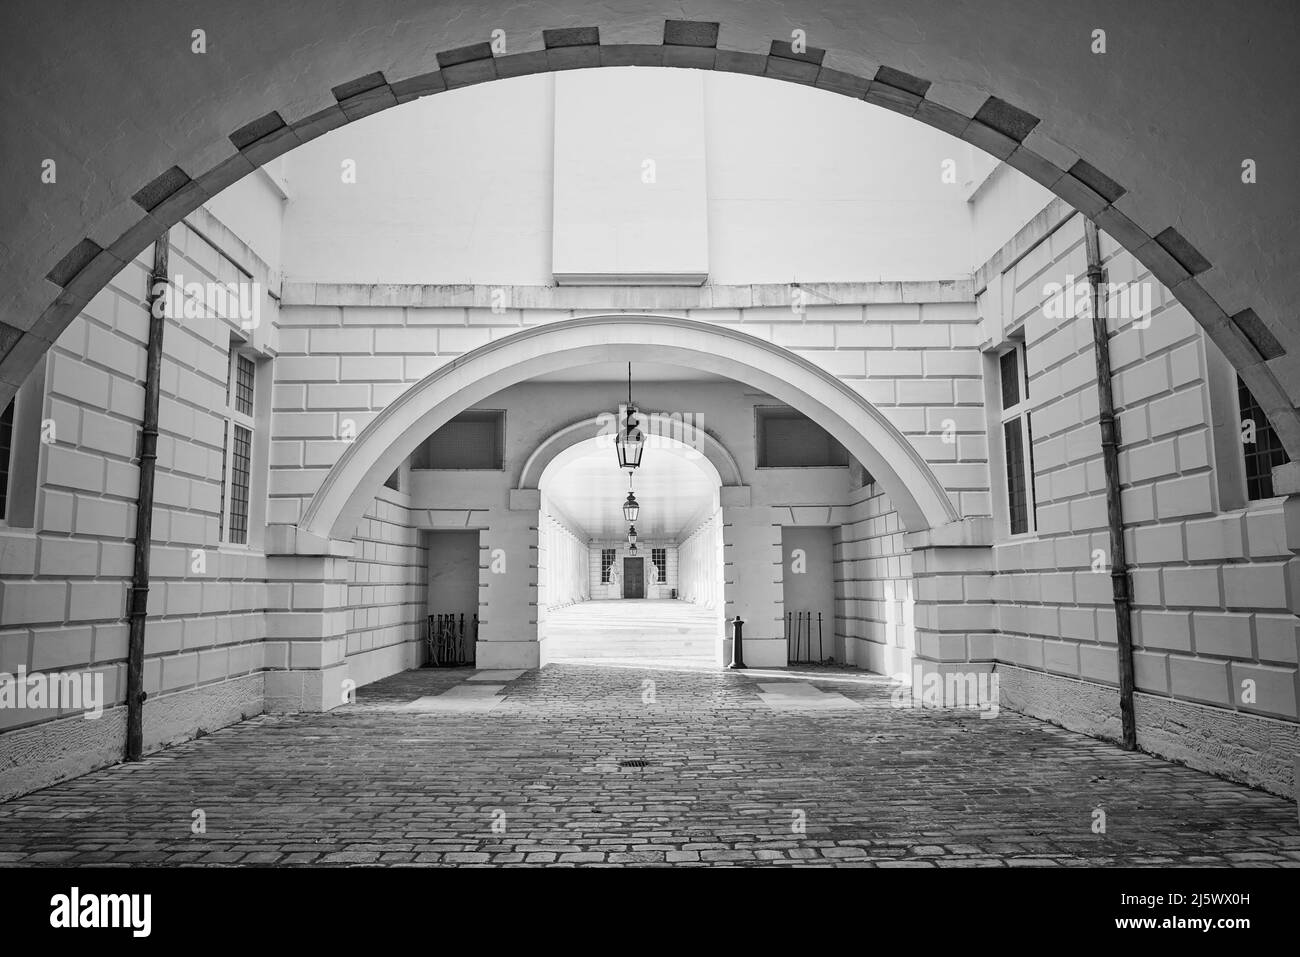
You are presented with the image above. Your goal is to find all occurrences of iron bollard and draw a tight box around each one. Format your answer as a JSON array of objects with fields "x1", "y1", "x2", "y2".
[{"x1": 728, "y1": 615, "x2": 747, "y2": 669}]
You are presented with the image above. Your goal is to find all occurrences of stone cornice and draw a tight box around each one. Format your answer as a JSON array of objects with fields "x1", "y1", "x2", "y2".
[{"x1": 281, "y1": 279, "x2": 976, "y2": 309}]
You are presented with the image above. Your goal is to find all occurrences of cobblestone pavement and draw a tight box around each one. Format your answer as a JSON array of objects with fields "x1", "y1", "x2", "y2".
[{"x1": 1, "y1": 662, "x2": 1297, "y2": 866}]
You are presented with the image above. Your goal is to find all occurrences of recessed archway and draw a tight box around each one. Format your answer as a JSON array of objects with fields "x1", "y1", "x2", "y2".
[
  {"x1": 535, "y1": 430, "x2": 727, "y2": 664},
  {"x1": 3, "y1": 9, "x2": 1297, "y2": 463},
  {"x1": 299, "y1": 314, "x2": 959, "y2": 542},
  {"x1": 517, "y1": 414, "x2": 743, "y2": 491}
]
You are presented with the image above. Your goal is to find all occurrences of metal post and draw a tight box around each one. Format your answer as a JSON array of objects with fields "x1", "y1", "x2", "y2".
[
  {"x1": 1085, "y1": 218, "x2": 1138, "y2": 752},
  {"x1": 125, "y1": 235, "x2": 169, "y2": 762},
  {"x1": 728, "y1": 615, "x2": 747, "y2": 669}
]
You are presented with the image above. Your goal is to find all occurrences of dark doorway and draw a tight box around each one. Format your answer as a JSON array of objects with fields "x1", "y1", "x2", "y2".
[
  {"x1": 622, "y1": 557, "x2": 644, "y2": 598},
  {"x1": 426, "y1": 529, "x2": 481, "y2": 665},
  {"x1": 780, "y1": 526, "x2": 835, "y2": 664}
]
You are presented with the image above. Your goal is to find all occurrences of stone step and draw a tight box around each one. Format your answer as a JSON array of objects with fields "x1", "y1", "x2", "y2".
[{"x1": 539, "y1": 598, "x2": 721, "y2": 660}]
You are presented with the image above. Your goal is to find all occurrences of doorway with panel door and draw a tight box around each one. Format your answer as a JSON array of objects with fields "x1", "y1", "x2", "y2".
[{"x1": 622, "y1": 557, "x2": 645, "y2": 598}]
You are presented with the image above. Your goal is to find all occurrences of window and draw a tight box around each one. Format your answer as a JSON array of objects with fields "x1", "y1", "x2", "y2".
[
  {"x1": 998, "y1": 338, "x2": 1037, "y2": 535},
  {"x1": 0, "y1": 359, "x2": 46, "y2": 528},
  {"x1": 415, "y1": 411, "x2": 504, "y2": 469},
  {"x1": 1238, "y1": 376, "x2": 1291, "y2": 501},
  {"x1": 219, "y1": 349, "x2": 257, "y2": 545},
  {"x1": 384, "y1": 468, "x2": 401, "y2": 491},
  {"x1": 756, "y1": 407, "x2": 849, "y2": 468},
  {"x1": 600, "y1": 548, "x2": 616, "y2": 583},
  {"x1": 651, "y1": 547, "x2": 667, "y2": 583}
]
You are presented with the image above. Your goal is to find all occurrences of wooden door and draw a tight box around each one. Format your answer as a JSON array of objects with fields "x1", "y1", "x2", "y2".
[{"x1": 622, "y1": 558, "x2": 644, "y2": 598}]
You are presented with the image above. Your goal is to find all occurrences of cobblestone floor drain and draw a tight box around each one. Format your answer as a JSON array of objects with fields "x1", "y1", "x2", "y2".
[{"x1": 619, "y1": 760, "x2": 650, "y2": 768}]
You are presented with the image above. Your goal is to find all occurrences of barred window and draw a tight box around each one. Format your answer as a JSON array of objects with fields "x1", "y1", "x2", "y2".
[
  {"x1": 1238, "y1": 376, "x2": 1291, "y2": 501},
  {"x1": 600, "y1": 548, "x2": 616, "y2": 583},
  {"x1": 220, "y1": 345, "x2": 258, "y2": 545},
  {"x1": 228, "y1": 425, "x2": 252, "y2": 544},
  {"x1": 652, "y1": 547, "x2": 667, "y2": 583},
  {"x1": 234, "y1": 354, "x2": 255, "y2": 416},
  {"x1": 998, "y1": 338, "x2": 1037, "y2": 536}
]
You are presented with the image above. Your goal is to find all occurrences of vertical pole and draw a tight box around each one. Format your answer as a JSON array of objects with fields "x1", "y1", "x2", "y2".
[
  {"x1": 1084, "y1": 219, "x2": 1138, "y2": 751},
  {"x1": 125, "y1": 234, "x2": 170, "y2": 762},
  {"x1": 728, "y1": 616, "x2": 746, "y2": 669}
]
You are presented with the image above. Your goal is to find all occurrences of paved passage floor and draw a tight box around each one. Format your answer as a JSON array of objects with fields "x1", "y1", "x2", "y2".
[{"x1": 0, "y1": 663, "x2": 1297, "y2": 867}]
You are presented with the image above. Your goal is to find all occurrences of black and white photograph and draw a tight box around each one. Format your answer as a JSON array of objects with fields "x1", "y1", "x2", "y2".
[{"x1": 0, "y1": 0, "x2": 1296, "y2": 939}]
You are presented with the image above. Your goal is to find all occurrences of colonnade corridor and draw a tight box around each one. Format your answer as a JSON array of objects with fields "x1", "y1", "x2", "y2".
[{"x1": 531, "y1": 388, "x2": 729, "y2": 668}]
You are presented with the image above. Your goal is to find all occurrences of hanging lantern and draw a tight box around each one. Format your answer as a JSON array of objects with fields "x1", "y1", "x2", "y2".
[
  {"x1": 628, "y1": 542, "x2": 639, "y2": 556},
  {"x1": 614, "y1": 363, "x2": 645, "y2": 471},
  {"x1": 627, "y1": 525, "x2": 638, "y2": 547},
  {"x1": 622, "y1": 486, "x2": 640, "y2": 523}
]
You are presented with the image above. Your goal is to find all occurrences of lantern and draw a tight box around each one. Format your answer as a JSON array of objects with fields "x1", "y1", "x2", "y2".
[{"x1": 614, "y1": 363, "x2": 645, "y2": 471}]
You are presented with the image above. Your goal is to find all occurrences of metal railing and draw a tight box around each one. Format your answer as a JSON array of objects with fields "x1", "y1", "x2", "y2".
[
  {"x1": 425, "y1": 612, "x2": 477, "y2": 667},
  {"x1": 785, "y1": 610, "x2": 827, "y2": 664}
]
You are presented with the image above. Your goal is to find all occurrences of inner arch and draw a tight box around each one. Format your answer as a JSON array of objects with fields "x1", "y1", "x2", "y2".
[{"x1": 300, "y1": 314, "x2": 960, "y2": 543}]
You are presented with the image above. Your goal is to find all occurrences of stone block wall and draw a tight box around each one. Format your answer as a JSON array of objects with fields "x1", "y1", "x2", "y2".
[
  {"x1": 343, "y1": 489, "x2": 427, "y2": 686},
  {"x1": 834, "y1": 482, "x2": 914, "y2": 673},
  {"x1": 979, "y1": 207, "x2": 1300, "y2": 792},
  {"x1": 0, "y1": 211, "x2": 279, "y2": 796},
  {"x1": 267, "y1": 286, "x2": 991, "y2": 524}
]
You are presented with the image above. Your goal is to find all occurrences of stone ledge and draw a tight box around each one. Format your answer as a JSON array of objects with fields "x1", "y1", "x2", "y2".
[
  {"x1": 904, "y1": 516, "x2": 994, "y2": 550},
  {"x1": 285, "y1": 280, "x2": 977, "y2": 309},
  {"x1": 997, "y1": 663, "x2": 1299, "y2": 798},
  {"x1": 0, "y1": 673, "x2": 264, "y2": 802}
]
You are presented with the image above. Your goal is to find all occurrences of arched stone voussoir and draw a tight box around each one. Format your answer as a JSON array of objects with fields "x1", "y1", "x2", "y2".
[
  {"x1": 299, "y1": 314, "x2": 961, "y2": 541},
  {"x1": 5, "y1": 11, "x2": 1296, "y2": 461}
]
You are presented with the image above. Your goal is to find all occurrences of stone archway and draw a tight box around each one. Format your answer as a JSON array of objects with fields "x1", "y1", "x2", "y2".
[
  {"x1": 531, "y1": 428, "x2": 729, "y2": 663},
  {"x1": 3, "y1": 5, "x2": 1297, "y2": 465},
  {"x1": 298, "y1": 313, "x2": 959, "y2": 544}
]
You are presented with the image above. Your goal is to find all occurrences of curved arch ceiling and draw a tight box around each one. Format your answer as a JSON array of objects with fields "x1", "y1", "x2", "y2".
[
  {"x1": 541, "y1": 437, "x2": 720, "y2": 540},
  {"x1": 2, "y1": 0, "x2": 1297, "y2": 454}
]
